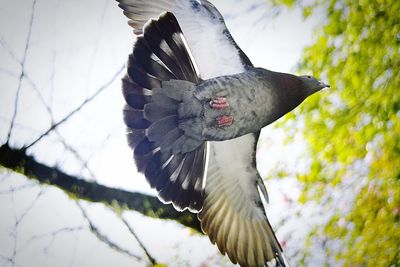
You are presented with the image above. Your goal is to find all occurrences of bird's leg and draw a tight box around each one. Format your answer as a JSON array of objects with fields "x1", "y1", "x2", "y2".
[
  {"x1": 216, "y1": 115, "x2": 234, "y2": 127},
  {"x1": 209, "y1": 96, "x2": 229, "y2": 110}
]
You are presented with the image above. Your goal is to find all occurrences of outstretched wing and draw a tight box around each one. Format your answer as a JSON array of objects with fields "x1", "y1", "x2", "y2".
[
  {"x1": 200, "y1": 135, "x2": 287, "y2": 266},
  {"x1": 118, "y1": 1, "x2": 287, "y2": 266},
  {"x1": 122, "y1": 12, "x2": 206, "y2": 211},
  {"x1": 117, "y1": 0, "x2": 251, "y2": 78}
]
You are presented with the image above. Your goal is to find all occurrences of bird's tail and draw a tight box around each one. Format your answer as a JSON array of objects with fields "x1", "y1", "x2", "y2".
[{"x1": 122, "y1": 11, "x2": 207, "y2": 211}]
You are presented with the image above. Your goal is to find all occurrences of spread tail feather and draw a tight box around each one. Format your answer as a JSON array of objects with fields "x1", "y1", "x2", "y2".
[
  {"x1": 145, "y1": 80, "x2": 204, "y2": 154},
  {"x1": 122, "y1": 12, "x2": 206, "y2": 211}
]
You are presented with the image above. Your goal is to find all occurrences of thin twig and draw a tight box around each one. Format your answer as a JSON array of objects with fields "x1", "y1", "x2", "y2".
[
  {"x1": 17, "y1": 189, "x2": 45, "y2": 226},
  {"x1": 9, "y1": 186, "x2": 44, "y2": 267},
  {"x1": 24, "y1": 74, "x2": 51, "y2": 112},
  {"x1": 76, "y1": 202, "x2": 144, "y2": 262},
  {"x1": 24, "y1": 64, "x2": 124, "y2": 150},
  {"x1": 17, "y1": 226, "x2": 84, "y2": 254},
  {"x1": 118, "y1": 212, "x2": 157, "y2": 265},
  {"x1": 0, "y1": 254, "x2": 23, "y2": 267},
  {"x1": 0, "y1": 183, "x2": 37, "y2": 195},
  {"x1": 10, "y1": 188, "x2": 17, "y2": 267},
  {"x1": 57, "y1": 135, "x2": 96, "y2": 179},
  {"x1": 6, "y1": 0, "x2": 38, "y2": 143},
  {"x1": 0, "y1": 67, "x2": 18, "y2": 78},
  {"x1": 85, "y1": 0, "x2": 109, "y2": 93},
  {"x1": 49, "y1": 49, "x2": 57, "y2": 110},
  {"x1": 0, "y1": 36, "x2": 21, "y2": 64},
  {"x1": 25, "y1": 73, "x2": 96, "y2": 178}
]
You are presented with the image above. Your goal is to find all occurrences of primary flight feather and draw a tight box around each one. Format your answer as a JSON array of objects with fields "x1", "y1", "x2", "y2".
[{"x1": 116, "y1": 1, "x2": 328, "y2": 266}]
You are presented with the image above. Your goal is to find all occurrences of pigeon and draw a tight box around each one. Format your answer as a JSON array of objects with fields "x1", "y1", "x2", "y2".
[{"x1": 116, "y1": 1, "x2": 328, "y2": 266}]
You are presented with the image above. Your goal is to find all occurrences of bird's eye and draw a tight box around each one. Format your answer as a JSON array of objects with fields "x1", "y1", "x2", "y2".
[{"x1": 307, "y1": 75, "x2": 311, "y2": 79}]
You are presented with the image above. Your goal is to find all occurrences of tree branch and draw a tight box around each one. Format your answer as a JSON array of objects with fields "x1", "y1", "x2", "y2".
[
  {"x1": 6, "y1": 0, "x2": 38, "y2": 143},
  {"x1": 0, "y1": 143, "x2": 202, "y2": 232},
  {"x1": 77, "y1": 202, "x2": 144, "y2": 262},
  {"x1": 118, "y1": 212, "x2": 157, "y2": 265}
]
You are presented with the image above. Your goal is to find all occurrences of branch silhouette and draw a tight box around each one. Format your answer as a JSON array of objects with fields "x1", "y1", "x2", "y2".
[
  {"x1": 0, "y1": 143, "x2": 201, "y2": 232},
  {"x1": 6, "y1": 0, "x2": 38, "y2": 143},
  {"x1": 77, "y1": 202, "x2": 145, "y2": 262}
]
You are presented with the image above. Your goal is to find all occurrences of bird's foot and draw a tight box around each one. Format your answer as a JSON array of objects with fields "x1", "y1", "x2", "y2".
[
  {"x1": 216, "y1": 115, "x2": 233, "y2": 127},
  {"x1": 209, "y1": 97, "x2": 229, "y2": 110}
]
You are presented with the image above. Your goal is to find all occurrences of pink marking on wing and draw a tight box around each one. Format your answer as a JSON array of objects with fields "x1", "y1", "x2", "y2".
[
  {"x1": 209, "y1": 97, "x2": 229, "y2": 110},
  {"x1": 216, "y1": 115, "x2": 234, "y2": 127}
]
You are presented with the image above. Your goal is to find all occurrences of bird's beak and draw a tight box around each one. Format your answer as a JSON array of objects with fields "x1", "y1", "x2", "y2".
[{"x1": 319, "y1": 81, "x2": 330, "y2": 88}]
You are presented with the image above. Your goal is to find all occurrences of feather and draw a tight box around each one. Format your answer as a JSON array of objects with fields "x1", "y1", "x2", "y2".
[
  {"x1": 121, "y1": 11, "x2": 206, "y2": 212},
  {"x1": 117, "y1": 2, "x2": 290, "y2": 266}
]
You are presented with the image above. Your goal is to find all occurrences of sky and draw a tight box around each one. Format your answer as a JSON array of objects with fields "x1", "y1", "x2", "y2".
[{"x1": 0, "y1": 0, "x2": 324, "y2": 266}]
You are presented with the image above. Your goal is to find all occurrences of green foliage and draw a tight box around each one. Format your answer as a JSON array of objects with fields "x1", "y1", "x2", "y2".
[
  {"x1": 271, "y1": 0, "x2": 296, "y2": 7},
  {"x1": 277, "y1": 0, "x2": 400, "y2": 265}
]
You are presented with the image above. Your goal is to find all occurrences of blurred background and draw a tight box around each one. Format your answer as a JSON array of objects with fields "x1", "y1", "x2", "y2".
[{"x1": 0, "y1": 0, "x2": 398, "y2": 266}]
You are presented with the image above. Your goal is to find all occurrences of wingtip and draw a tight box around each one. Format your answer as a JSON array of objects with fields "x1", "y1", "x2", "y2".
[
  {"x1": 156, "y1": 189, "x2": 204, "y2": 213},
  {"x1": 199, "y1": 192, "x2": 282, "y2": 267}
]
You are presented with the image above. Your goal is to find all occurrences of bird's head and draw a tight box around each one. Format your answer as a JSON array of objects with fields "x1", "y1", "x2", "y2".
[{"x1": 300, "y1": 75, "x2": 330, "y2": 95}]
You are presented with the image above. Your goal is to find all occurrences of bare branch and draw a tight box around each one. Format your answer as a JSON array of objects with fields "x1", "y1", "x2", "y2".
[
  {"x1": 8, "y1": 186, "x2": 44, "y2": 267},
  {"x1": 7, "y1": 0, "x2": 38, "y2": 143},
  {"x1": 17, "y1": 226, "x2": 84, "y2": 254},
  {"x1": 24, "y1": 74, "x2": 52, "y2": 114},
  {"x1": 85, "y1": 0, "x2": 109, "y2": 92},
  {"x1": 118, "y1": 212, "x2": 157, "y2": 265},
  {"x1": 9, "y1": 190, "x2": 17, "y2": 267},
  {"x1": 56, "y1": 134, "x2": 96, "y2": 180},
  {"x1": 49, "y1": 49, "x2": 56, "y2": 109},
  {"x1": 0, "y1": 67, "x2": 18, "y2": 78},
  {"x1": 0, "y1": 36, "x2": 21, "y2": 64},
  {"x1": 24, "y1": 74, "x2": 96, "y2": 178},
  {"x1": 0, "y1": 254, "x2": 23, "y2": 267},
  {"x1": 0, "y1": 143, "x2": 202, "y2": 232},
  {"x1": 16, "y1": 189, "x2": 45, "y2": 226},
  {"x1": 77, "y1": 202, "x2": 144, "y2": 262},
  {"x1": 24, "y1": 64, "x2": 125, "y2": 150},
  {"x1": 0, "y1": 182, "x2": 37, "y2": 195},
  {"x1": 7, "y1": 71, "x2": 24, "y2": 144}
]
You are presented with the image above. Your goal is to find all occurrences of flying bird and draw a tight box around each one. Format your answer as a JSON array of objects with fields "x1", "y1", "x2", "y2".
[{"x1": 116, "y1": 0, "x2": 328, "y2": 266}]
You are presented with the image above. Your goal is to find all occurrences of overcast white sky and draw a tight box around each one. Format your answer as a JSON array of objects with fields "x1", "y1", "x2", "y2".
[{"x1": 0, "y1": 0, "x2": 325, "y2": 266}]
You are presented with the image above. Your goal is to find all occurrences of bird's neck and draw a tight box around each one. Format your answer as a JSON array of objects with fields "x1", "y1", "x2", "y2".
[{"x1": 269, "y1": 70, "x2": 308, "y2": 115}]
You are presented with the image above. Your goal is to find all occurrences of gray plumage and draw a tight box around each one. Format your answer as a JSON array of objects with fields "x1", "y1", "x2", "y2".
[
  {"x1": 116, "y1": 1, "x2": 328, "y2": 266},
  {"x1": 150, "y1": 67, "x2": 328, "y2": 154}
]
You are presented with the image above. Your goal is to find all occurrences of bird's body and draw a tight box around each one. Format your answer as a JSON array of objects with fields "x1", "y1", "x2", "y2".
[
  {"x1": 116, "y1": 1, "x2": 327, "y2": 266},
  {"x1": 159, "y1": 67, "x2": 317, "y2": 145}
]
